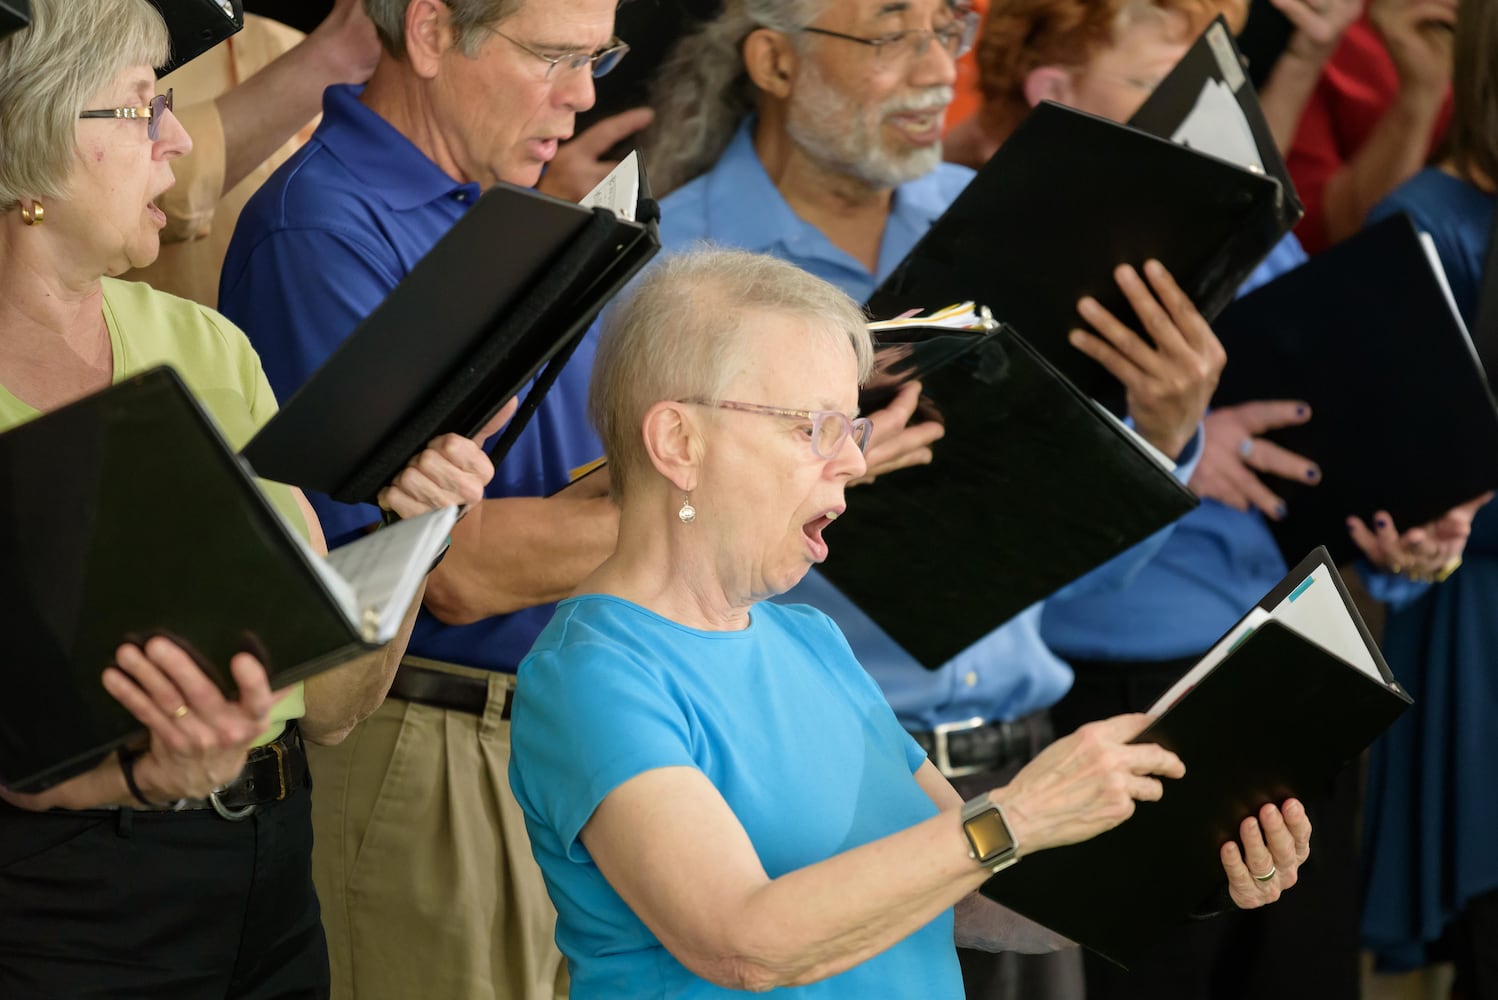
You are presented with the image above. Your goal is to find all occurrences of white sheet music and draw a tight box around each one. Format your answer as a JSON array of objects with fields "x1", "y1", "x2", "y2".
[
  {"x1": 578, "y1": 151, "x2": 640, "y2": 222},
  {"x1": 1171, "y1": 78, "x2": 1265, "y2": 175}
]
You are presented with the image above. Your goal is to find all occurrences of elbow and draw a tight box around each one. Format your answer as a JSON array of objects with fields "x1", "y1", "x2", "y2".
[
  {"x1": 421, "y1": 566, "x2": 494, "y2": 626},
  {"x1": 299, "y1": 717, "x2": 355, "y2": 747}
]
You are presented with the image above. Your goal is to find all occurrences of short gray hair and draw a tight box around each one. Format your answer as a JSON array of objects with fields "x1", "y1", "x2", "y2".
[
  {"x1": 363, "y1": 0, "x2": 523, "y2": 60},
  {"x1": 640, "y1": 0, "x2": 827, "y2": 196},
  {"x1": 590, "y1": 247, "x2": 874, "y2": 502},
  {"x1": 0, "y1": 0, "x2": 169, "y2": 210}
]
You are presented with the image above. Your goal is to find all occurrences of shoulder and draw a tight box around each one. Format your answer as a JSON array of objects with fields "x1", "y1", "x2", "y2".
[
  {"x1": 658, "y1": 170, "x2": 716, "y2": 248},
  {"x1": 101, "y1": 277, "x2": 252, "y2": 356}
]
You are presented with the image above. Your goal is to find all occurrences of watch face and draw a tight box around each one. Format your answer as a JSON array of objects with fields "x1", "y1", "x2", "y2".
[{"x1": 966, "y1": 808, "x2": 1015, "y2": 863}]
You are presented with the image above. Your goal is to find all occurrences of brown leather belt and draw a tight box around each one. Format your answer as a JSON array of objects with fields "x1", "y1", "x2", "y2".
[
  {"x1": 909, "y1": 711, "x2": 1054, "y2": 779},
  {"x1": 135, "y1": 722, "x2": 308, "y2": 820},
  {"x1": 387, "y1": 660, "x2": 512, "y2": 719}
]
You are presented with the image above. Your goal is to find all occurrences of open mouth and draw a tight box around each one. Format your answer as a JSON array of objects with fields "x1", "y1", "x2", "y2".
[{"x1": 801, "y1": 508, "x2": 843, "y2": 563}]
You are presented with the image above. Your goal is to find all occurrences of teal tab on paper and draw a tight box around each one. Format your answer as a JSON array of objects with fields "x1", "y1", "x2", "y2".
[{"x1": 1288, "y1": 575, "x2": 1315, "y2": 602}]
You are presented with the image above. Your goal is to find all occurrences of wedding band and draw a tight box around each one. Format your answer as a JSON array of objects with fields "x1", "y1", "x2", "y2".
[
  {"x1": 172, "y1": 704, "x2": 190, "y2": 719},
  {"x1": 1238, "y1": 438, "x2": 1254, "y2": 460},
  {"x1": 1252, "y1": 865, "x2": 1277, "y2": 882}
]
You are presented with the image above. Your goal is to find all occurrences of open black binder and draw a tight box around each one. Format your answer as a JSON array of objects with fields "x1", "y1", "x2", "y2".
[
  {"x1": 980, "y1": 548, "x2": 1411, "y2": 966},
  {"x1": 1211, "y1": 212, "x2": 1498, "y2": 565},
  {"x1": 1127, "y1": 15, "x2": 1303, "y2": 236},
  {"x1": 0, "y1": 0, "x2": 29, "y2": 40},
  {"x1": 865, "y1": 101, "x2": 1288, "y2": 406},
  {"x1": 818, "y1": 311, "x2": 1197, "y2": 669},
  {"x1": 149, "y1": 0, "x2": 244, "y2": 75},
  {"x1": 241, "y1": 164, "x2": 660, "y2": 505},
  {"x1": 0, "y1": 368, "x2": 446, "y2": 793}
]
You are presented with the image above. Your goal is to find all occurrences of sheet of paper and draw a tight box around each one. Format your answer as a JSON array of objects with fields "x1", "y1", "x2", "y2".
[
  {"x1": 1266, "y1": 564, "x2": 1384, "y2": 683},
  {"x1": 578, "y1": 150, "x2": 639, "y2": 222},
  {"x1": 867, "y1": 302, "x2": 996, "y2": 332},
  {"x1": 1419, "y1": 231, "x2": 1485, "y2": 371},
  {"x1": 1089, "y1": 401, "x2": 1178, "y2": 474},
  {"x1": 325, "y1": 506, "x2": 460, "y2": 643},
  {"x1": 1171, "y1": 78, "x2": 1265, "y2": 175},
  {"x1": 1148, "y1": 608, "x2": 1270, "y2": 716}
]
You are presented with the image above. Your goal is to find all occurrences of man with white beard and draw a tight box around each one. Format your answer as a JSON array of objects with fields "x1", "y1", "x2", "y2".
[{"x1": 640, "y1": 3, "x2": 1226, "y2": 997}]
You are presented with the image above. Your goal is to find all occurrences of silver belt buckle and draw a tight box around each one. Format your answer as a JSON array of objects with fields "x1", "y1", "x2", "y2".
[{"x1": 932, "y1": 716, "x2": 987, "y2": 778}]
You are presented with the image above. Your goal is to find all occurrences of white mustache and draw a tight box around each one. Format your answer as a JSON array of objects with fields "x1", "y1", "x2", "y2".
[{"x1": 882, "y1": 86, "x2": 955, "y2": 117}]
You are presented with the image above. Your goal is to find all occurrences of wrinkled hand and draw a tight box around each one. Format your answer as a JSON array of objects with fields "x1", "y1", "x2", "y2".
[
  {"x1": 853, "y1": 380, "x2": 945, "y2": 485},
  {"x1": 993, "y1": 714, "x2": 1185, "y2": 856},
  {"x1": 1190, "y1": 401, "x2": 1319, "y2": 519},
  {"x1": 1222, "y1": 800, "x2": 1313, "y2": 908},
  {"x1": 309, "y1": 0, "x2": 382, "y2": 84},
  {"x1": 104, "y1": 638, "x2": 292, "y2": 800},
  {"x1": 535, "y1": 108, "x2": 656, "y2": 203},
  {"x1": 377, "y1": 399, "x2": 515, "y2": 518},
  {"x1": 1370, "y1": 0, "x2": 1457, "y2": 96},
  {"x1": 1070, "y1": 261, "x2": 1226, "y2": 460},
  {"x1": 1347, "y1": 492, "x2": 1491, "y2": 580},
  {"x1": 1270, "y1": 0, "x2": 1362, "y2": 58}
]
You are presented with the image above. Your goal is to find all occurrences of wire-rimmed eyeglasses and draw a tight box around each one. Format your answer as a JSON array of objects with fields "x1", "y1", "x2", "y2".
[
  {"x1": 489, "y1": 28, "x2": 630, "y2": 79},
  {"x1": 79, "y1": 88, "x2": 173, "y2": 142},
  {"x1": 682, "y1": 399, "x2": 873, "y2": 460},
  {"x1": 798, "y1": 8, "x2": 979, "y2": 63}
]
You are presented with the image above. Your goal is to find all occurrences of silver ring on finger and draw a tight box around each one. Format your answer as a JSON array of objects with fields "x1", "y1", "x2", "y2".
[
  {"x1": 1238, "y1": 438, "x2": 1254, "y2": 460},
  {"x1": 1252, "y1": 865, "x2": 1277, "y2": 883}
]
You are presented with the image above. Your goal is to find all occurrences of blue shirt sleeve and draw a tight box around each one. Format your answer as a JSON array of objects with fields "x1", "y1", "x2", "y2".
[
  {"x1": 220, "y1": 226, "x2": 406, "y2": 547},
  {"x1": 512, "y1": 640, "x2": 700, "y2": 863}
]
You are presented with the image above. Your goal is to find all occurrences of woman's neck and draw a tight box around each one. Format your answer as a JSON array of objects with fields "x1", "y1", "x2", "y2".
[
  {"x1": 586, "y1": 502, "x2": 755, "y2": 632},
  {"x1": 0, "y1": 225, "x2": 113, "y2": 410}
]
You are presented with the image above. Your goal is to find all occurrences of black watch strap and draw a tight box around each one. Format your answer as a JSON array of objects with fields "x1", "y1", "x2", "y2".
[{"x1": 116, "y1": 746, "x2": 164, "y2": 808}]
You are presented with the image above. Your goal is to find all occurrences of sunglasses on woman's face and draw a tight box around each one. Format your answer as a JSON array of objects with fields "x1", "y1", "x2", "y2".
[{"x1": 79, "y1": 88, "x2": 173, "y2": 142}]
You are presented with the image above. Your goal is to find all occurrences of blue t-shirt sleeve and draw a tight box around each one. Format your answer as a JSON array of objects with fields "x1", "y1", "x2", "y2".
[
  {"x1": 513, "y1": 639, "x2": 700, "y2": 863},
  {"x1": 220, "y1": 225, "x2": 404, "y2": 546}
]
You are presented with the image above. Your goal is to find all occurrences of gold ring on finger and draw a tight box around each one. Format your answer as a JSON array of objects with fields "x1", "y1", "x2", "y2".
[
  {"x1": 1252, "y1": 865, "x2": 1277, "y2": 882},
  {"x1": 172, "y1": 704, "x2": 190, "y2": 719}
]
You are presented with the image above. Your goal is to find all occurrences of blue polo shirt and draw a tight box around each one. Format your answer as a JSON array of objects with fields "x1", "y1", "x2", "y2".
[
  {"x1": 1040, "y1": 234, "x2": 1425, "y2": 661},
  {"x1": 220, "y1": 84, "x2": 604, "y2": 673},
  {"x1": 659, "y1": 120, "x2": 1201, "y2": 729}
]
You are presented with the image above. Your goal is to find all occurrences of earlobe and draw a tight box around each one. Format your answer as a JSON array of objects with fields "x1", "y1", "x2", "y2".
[
  {"x1": 743, "y1": 28, "x2": 797, "y2": 100},
  {"x1": 1023, "y1": 66, "x2": 1073, "y2": 109}
]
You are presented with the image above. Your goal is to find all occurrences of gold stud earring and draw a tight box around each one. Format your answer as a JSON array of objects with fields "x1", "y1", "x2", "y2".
[
  {"x1": 19, "y1": 201, "x2": 43, "y2": 226},
  {"x1": 677, "y1": 493, "x2": 697, "y2": 524}
]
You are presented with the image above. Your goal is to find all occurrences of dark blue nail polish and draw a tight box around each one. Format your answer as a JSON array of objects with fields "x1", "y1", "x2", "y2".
[
  {"x1": 1275, "y1": 503, "x2": 1288, "y2": 519},
  {"x1": 1306, "y1": 468, "x2": 1319, "y2": 481},
  {"x1": 1376, "y1": 516, "x2": 1389, "y2": 528},
  {"x1": 1296, "y1": 405, "x2": 1308, "y2": 418}
]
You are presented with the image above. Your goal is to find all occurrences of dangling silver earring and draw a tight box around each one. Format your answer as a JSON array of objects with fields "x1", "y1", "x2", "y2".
[{"x1": 677, "y1": 493, "x2": 697, "y2": 524}]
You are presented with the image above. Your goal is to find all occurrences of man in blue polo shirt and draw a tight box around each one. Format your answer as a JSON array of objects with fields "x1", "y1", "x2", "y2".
[
  {"x1": 641, "y1": 0, "x2": 1222, "y2": 993},
  {"x1": 219, "y1": 1, "x2": 625, "y2": 997}
]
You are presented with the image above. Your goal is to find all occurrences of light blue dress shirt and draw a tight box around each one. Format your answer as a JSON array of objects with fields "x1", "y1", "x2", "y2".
[{"x1": 659, "y1": 120, "x2": 1202, "y2": 729}]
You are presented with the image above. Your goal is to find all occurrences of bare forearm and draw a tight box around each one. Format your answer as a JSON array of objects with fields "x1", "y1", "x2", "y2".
[
  {"x1": 953, "y1": 893, "x2": 1073, "y2": 954},
  {"x1": 1321, "y1": 90, "x2": 1445, "y2": 243},
  {"x1": 1260, "y1": 47, "x2": 1333, "y2": 154},
  {"x1": 300, "y1": 582, "x2": 424, "y2": 744},
  {"x1": 422, "y1": 496, "x2": 619, "y2": 625}
]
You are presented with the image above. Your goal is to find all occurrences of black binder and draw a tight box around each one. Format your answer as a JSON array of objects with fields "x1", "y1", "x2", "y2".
[
  {"x1": 980, "y1": 548, "x2": 1411, "y2": 966},
  {"x1": 1127, "y1": 15, "x2": 1303, "y2": 236},
  {"x1": 1211, "y1": 213, "x2": 1498, "y2": 565},
  {"x1": 865, "y1": 101, "x2": 1289, "y2": 406},
  {"x1": 819, "y1": 312, "x2": 1197, "y2": 669},
  {"x1": 0, "y1": 0, "x2": 28, "y2": 41},
  {"x1": 148, "y1": 0, "x2": 244, "y2": 75},
  {"x1": 0, "y1": 368, "x2": 447, "y2": 793},
  {"x1": 241, "y1": 168, "x2": 660, "y2": 505}
]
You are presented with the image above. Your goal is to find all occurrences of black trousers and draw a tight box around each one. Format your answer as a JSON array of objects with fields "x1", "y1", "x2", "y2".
[
  {"x1": 1453, "y1": 888, "x2": 1498, "y2": 1000},
  {"x1": 1050, "y1": 656, "x2": 1361, "y2": 1000},
  {"x1": 0, "y1": 786, "x2": 328, "y2": 999}
]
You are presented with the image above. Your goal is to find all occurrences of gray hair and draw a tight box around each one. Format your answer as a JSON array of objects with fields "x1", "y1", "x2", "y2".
[
  {"x1": 363, "y1": 0, "x2": 523, "y2": 60},
  {"x1": 591, "y1": 246, "x2": 874, "y2": 502},
  {"x1": 640, "y1": 0, "x2": 827, "y2": 196},
  {"x1": 0, "y1": 0, "x2": 169, "y2": 210}
]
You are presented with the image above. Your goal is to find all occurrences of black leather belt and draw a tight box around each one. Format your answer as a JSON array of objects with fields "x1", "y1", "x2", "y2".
[
  {"x1": 387, "y1": 661, "x2": 512, "y2": 719},
  {"x1": 909, "y1": 712, "x2": 1053, "y2": 779},
  {"x1": 139, "y1": 722, "x2": 308, "y2": 820}
]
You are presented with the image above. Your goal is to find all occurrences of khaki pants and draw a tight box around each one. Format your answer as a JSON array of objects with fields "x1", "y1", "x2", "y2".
[{"x1": 309, "y1": 663, "x2": 567, "y2": 1000}]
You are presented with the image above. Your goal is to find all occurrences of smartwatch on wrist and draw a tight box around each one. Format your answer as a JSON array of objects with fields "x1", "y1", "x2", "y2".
[{"x1": 961, "y1": 793, "x2": 1019, "y2": 873}]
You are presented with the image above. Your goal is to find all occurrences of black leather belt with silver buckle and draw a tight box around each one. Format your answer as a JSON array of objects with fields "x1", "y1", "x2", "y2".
[
  {"x1": 387, "y1": 661, "x2": 512, "y2": 719},
  {"x1": 140, "y1": 722, "x2": 308, "y2": 820},
  {"x1": 909, "y1": 714, "x2": 1050, "y2": 779}
]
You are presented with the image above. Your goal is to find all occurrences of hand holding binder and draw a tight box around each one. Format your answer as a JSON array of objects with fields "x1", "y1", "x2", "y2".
[{"x1": 1191, "y1": 401, "x2": 1318, "y2": 520}]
